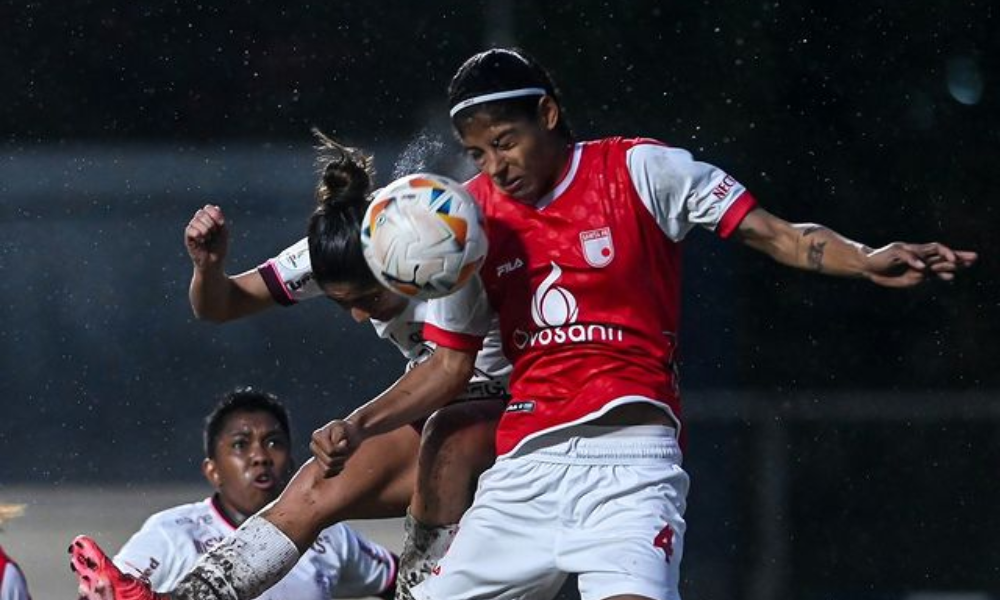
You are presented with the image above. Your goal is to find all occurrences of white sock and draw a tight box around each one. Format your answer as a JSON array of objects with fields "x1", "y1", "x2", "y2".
[
  {"x1": 172, "y1": 516, "x2": 300, "y2": 600},
  {"x1": 395, "y1": 512, "x2": 459, "y2": 600}
]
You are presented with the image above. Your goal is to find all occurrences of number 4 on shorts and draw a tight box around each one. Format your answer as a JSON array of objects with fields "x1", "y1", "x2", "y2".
[{"x1": 654, "y1": 524, "x2": 675, "y2": 563}]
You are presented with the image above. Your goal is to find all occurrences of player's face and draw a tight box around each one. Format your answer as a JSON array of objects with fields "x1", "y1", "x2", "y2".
[
  {"x1": 203, "y1": 410, "x2": 294, "y2": 519},
  {"x1": 459, "y1": 97, "x2": 568, "y2": 205},
  {"x1": 322, "y1": 282, "x2": 408, "y2": 323}
]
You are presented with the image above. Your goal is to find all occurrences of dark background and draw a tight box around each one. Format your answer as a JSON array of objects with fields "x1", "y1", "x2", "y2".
[{"x1": 1, "y1": 1, "x2": 997, "y2": 598}]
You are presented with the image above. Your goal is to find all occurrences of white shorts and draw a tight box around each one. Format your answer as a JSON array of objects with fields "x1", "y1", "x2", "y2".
[{"x1": 412, "y1": 425, "x2": 689, "y2": 600}]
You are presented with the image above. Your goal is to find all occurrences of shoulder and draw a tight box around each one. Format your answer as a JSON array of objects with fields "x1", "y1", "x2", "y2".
[
  {"x1": 585, "y1": 136, "x2": 669, "y2": 155},
  {"x1": 463, "y1": 172, "x2": 493, "y2": 200},
  {"x1": 139, "y1": 500, "x2": 213, "y2": 533}
]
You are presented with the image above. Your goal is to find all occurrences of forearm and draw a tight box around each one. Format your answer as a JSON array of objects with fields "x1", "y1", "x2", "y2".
[
  {"x1": 347, "y1": 351, "x2": 474, "y2": 439},
  {"x1": 189, "y1": 266, "x2": 238, "y2": 322},
  {"x1": 736, "y1": 208, "x2": 976, "y2": 287},
  {"x1": 738, "y1": 209, "x2": 873, "y2": 278},
  {"x1": 781, "y1": 224, "x2": 872, "y2": 277},
  {"x1": 189, "y1": 267, "x2": 271, "y2": 322}
]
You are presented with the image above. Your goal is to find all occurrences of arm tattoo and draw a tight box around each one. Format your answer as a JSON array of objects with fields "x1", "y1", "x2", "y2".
[
  {"x1": 801, "y1": 225, "x2": 826, "y2": 237},
  {"x1": 807, "y1": 239, "x2": 827, "y2": 272}
]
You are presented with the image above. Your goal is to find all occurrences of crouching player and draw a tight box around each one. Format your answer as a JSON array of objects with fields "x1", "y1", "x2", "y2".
[{"x1": 70, "y1": 388, "x2": 397, "y2": 600}]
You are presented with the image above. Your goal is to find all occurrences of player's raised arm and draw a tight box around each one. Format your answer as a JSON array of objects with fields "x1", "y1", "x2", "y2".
[
  {"x1": 733, "y1": 207, "x2": 977, "y2": 288},
  {"x1": 185, "y1": 204, "x2": 276, "y2": 322}
]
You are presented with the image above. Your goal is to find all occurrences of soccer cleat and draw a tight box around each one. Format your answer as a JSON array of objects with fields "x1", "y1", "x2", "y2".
[{"x1": 69, "y1": 535, "x2": 168, "y2": 600}]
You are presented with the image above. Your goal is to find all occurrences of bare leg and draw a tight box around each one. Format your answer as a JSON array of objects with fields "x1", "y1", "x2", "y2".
[
  {"x1": 265, "y1": 424, "x2": 419, "y2": 548},
  {"x1": 173, "y1": 426, "x2": 420, "y2": 600},
  {"x1": 396, "y1": 400, "x2": 502, "y2": 600}
]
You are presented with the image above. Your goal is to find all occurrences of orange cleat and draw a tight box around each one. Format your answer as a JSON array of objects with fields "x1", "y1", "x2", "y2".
[{"x1": 69, "y1": 535, "x2": 168, "y2": 600}]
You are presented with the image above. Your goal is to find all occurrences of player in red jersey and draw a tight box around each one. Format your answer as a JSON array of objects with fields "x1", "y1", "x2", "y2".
[{"x1": 310, "y1": 48, "x2": 977, "y2": 600}]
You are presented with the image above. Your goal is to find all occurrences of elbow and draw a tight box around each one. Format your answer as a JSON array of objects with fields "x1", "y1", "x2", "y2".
[{"x1": 189, "y1": 303, "x2": 233, "y2": 324}]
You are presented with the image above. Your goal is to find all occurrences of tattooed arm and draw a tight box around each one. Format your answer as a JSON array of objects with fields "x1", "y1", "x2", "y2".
[{"x1": 733, "y1": 207, "x2": 977, "y2": 288}]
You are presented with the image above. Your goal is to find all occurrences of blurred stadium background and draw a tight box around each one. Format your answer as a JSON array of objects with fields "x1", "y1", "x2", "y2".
[{"x1": 1, "y1": 1, "x2": 997, "y2": 599}]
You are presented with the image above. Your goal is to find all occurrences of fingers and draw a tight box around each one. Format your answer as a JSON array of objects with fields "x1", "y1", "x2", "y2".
[
  {"x1": 914, "y1": 243, "x2": 978, "y2": 280},
  {"x1": 309, "y1": 439, "x2": 347, "y2": 477},
  {"x1": 310, "y1": 422, "x2": 354, "y2": 478},
  {"x1": 185, "y1": 204, "x2": 226, "y2": 241},
  {"x1": 915, "y1": 242, "x2": 956, "y2": 264},
  {"x1": 896, "y1": 245, "x2": 927, "y2": 271},
  {"x1": 955, "y1": 250, "x2": 978, "y2": 266}
]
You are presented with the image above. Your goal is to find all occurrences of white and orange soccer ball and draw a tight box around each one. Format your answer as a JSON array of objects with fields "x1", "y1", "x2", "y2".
[{"x1": 361, "y1": 173, "x2": 488, "y2": 300}]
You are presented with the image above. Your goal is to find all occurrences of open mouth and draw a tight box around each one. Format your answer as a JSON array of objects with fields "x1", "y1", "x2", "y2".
[
  {"x1": 501, "y1": 177, "x2": 524, "y2": 195},
  {"x1": 251, "y1": 472, "x2": 277, "y2": 490}
]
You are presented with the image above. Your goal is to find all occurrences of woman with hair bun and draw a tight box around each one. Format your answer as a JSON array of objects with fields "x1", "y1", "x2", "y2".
[{"x1": 69, "y1": 131, "x2": 509, "y2": 600}]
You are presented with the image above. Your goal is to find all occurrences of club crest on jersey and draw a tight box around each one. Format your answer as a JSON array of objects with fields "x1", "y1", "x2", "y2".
[{"x1": 580, "y1": 227, "x2": 614, "y2": 268}]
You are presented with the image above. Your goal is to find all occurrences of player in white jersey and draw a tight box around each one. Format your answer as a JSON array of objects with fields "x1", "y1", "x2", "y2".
[
  {"x1": 69, "y1": 134, "x2": 510, "y2": 600},
  {"x1": 1, "y1": 505, "x2": 31, "y2": 600},
  {"x1": 309, "y1": 48, "x2": 977, "y2": 600},
  {"x1": 71, "y1": 388, "x2": 396, "y2": 600}
]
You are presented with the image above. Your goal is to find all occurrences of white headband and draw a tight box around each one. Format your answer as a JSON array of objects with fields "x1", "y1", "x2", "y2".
[{"x1": 449, "y1": 87, "x2": 547, "y2": 118}]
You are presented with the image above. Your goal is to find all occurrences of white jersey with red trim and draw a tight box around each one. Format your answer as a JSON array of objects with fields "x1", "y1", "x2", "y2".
[
  {"x1": 425, "y1": 137, "x2": 757, "y2": 456},
  {"x1": 257, "y1": 240, "x2": 510, "y2": 401},
  {"x1": 113, "y1": 496, "x2": 396, "y2": 599}
]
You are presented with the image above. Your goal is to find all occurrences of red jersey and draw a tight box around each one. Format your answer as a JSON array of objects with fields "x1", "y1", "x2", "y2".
[{"x1": 426, "y1": 137, "x2": 756, "y2": 456}]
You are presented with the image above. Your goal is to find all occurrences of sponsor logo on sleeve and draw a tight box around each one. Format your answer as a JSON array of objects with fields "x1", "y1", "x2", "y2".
[
  {"x1": 711, "y1": 174, "x2": 738, "y2": 200},
  {"x1": 286, "y1": 273, "x2": 313, "y2": 292},
  {"x1": 279, "y1": 246, "x2": 309, "y2": 271}
]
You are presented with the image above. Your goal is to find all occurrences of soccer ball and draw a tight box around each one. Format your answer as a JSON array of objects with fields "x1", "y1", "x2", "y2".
[{"x1": 361, "y1": 173, "x2": 488, "y2": 300}]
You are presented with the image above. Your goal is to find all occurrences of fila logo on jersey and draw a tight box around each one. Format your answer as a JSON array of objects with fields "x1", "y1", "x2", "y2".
[
  {"x1": 512, "y1": 262, "x2": 624, "y2": 350},
  {"x1": 580, "y1": 227, "x2": 614, "y2": 268},
  {"x1": 496, "y1": 257, "x2": 525, "y2": 277}
]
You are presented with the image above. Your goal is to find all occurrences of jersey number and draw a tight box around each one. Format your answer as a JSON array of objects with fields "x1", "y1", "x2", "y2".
[{"x1": 654, "y1": 524, "x2": 675, "y2": 563}]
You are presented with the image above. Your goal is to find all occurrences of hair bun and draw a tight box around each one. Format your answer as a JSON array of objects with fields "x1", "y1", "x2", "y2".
[{"x1": 312, "y1": 128, "x2": 375, "y2": 208}]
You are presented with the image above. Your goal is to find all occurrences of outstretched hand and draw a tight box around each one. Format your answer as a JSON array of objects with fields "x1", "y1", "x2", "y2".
[
  {"x1": 310, "y1": 419, "x2": 363, "y2": 478},
  {"x1": 185, "y1": 204, "x2": 229, "y2": 271},
  {"x1": 864, "y1": 242, "x2": 977, "y2": 288}
]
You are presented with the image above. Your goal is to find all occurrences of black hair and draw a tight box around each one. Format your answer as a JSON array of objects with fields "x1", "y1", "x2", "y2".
[
  {"x1": 203, "y1": 387, "x2": 291, "y2": 458},
  {"x1": 447, "y1": 47, "x2": 573, "y2": 139},
  {"x1": 307, "y1": 129, "x2": 380, "y2": 289}
]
